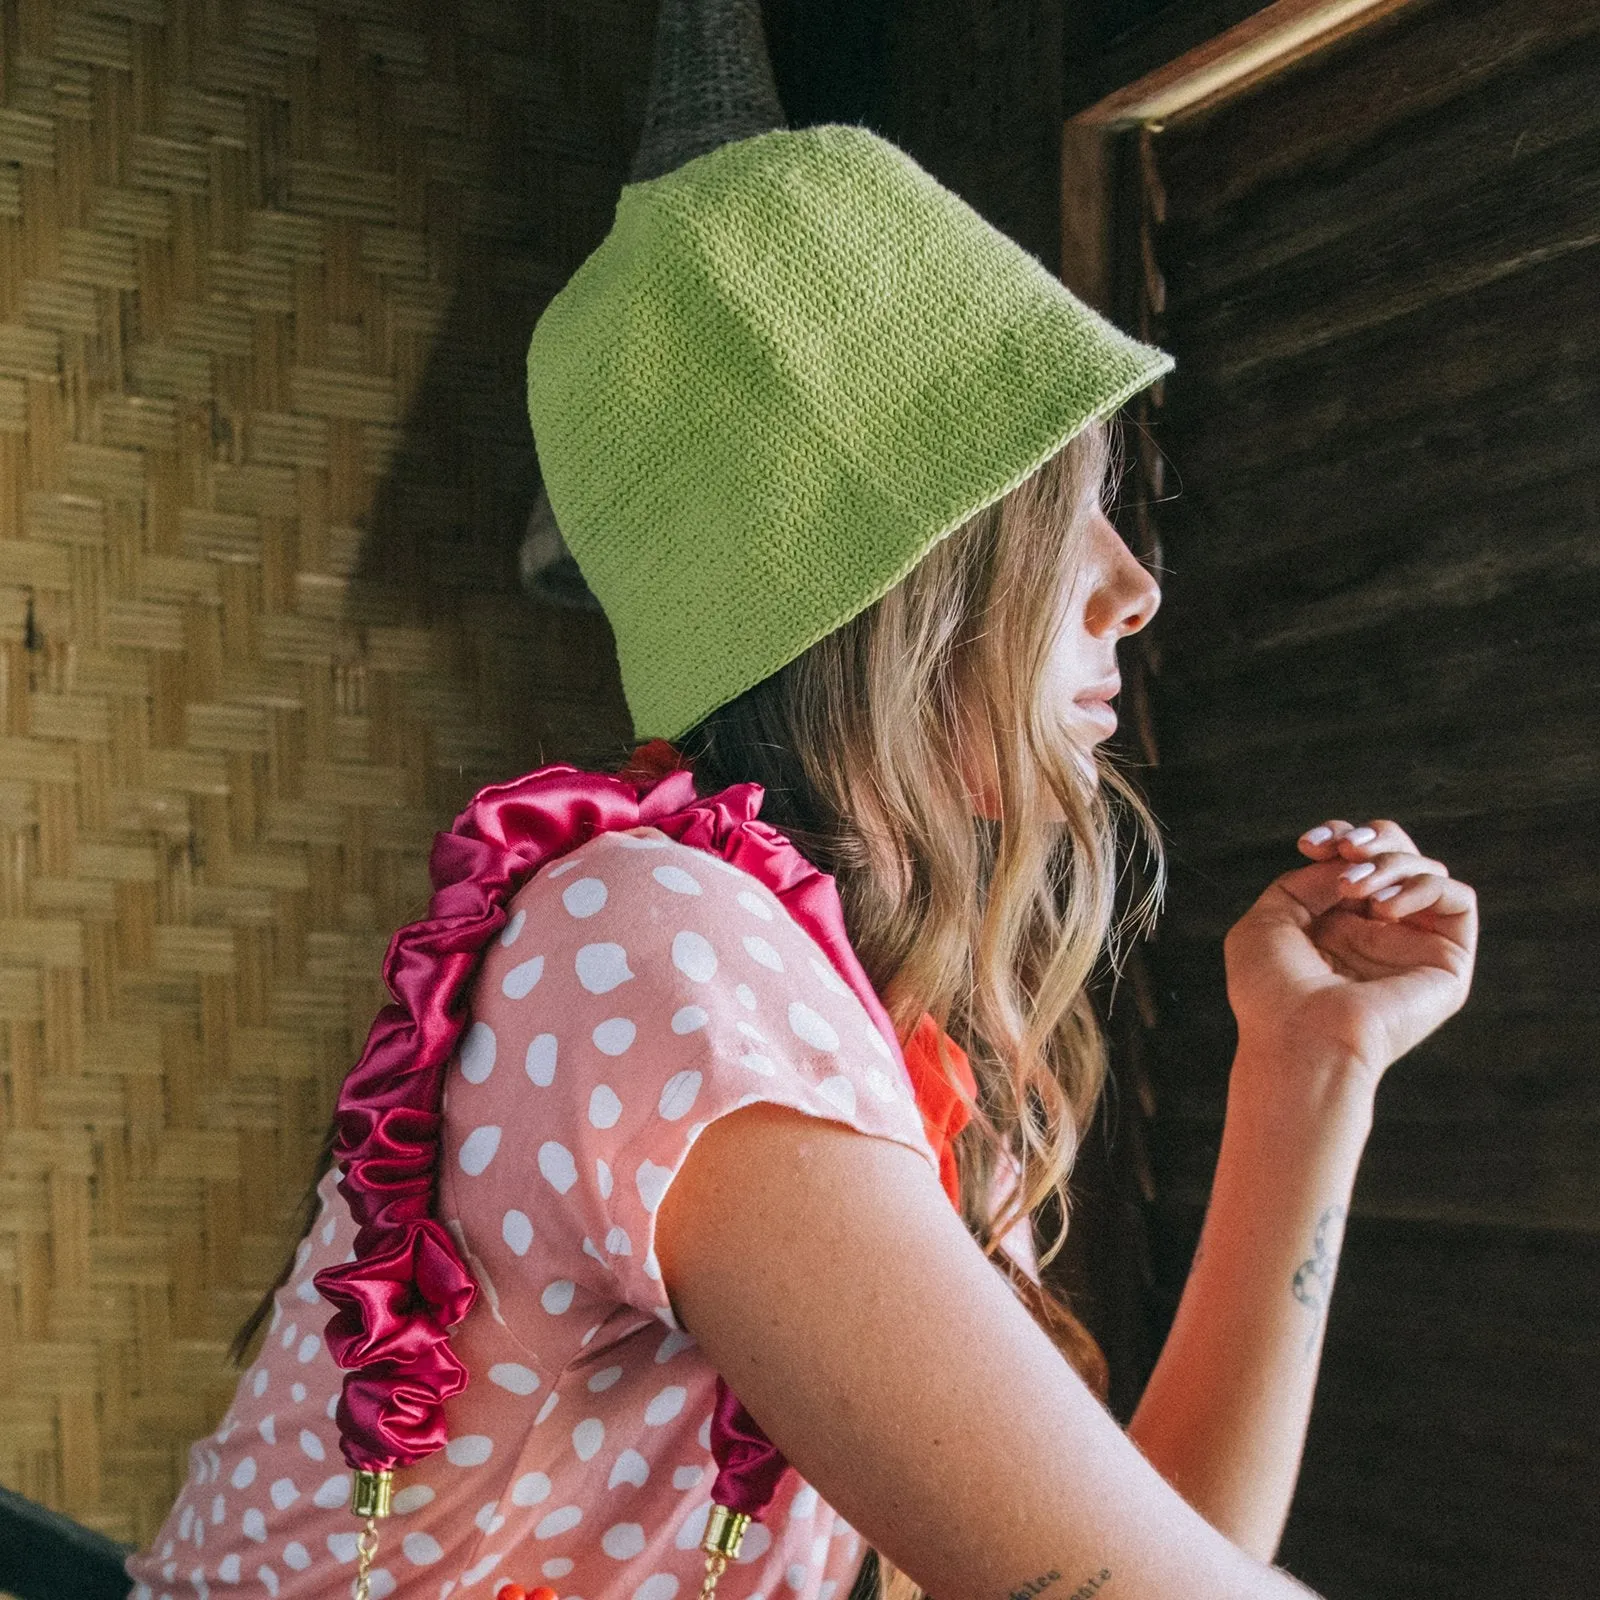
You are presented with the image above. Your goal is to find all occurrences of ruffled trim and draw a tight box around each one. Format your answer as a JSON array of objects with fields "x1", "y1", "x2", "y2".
[{"x1": 312, "y1": 747, "x2": 947, "y2": 1509}]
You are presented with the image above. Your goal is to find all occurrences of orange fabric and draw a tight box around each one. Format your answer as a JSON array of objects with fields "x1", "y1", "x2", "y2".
[{"x1": 899, "y1": 1011, "x2": 977, "y2": 1207}]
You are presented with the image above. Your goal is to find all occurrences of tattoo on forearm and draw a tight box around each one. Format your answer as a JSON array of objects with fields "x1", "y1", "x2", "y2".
[
  {"x1": 1291, "y1": 1204, "x2": 1347, "y2": 1356},
  {"x1": 1008, "y1": 1569, "x2": 1110, "y2": 1600}
]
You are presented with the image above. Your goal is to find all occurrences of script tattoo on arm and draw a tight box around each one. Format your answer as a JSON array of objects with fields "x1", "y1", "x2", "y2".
[
  {"x1": 1291, "y1": 1203, "x2": 1347, "y2": 1358},
  {"x1": 1008, "y1": 1569, "x2": 1111, "y2": 1600}
]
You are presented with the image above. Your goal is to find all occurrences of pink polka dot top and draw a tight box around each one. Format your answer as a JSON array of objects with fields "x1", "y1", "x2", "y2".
[{"x1": 127, "y1": 824, "x2": 960, "y2": 1600}]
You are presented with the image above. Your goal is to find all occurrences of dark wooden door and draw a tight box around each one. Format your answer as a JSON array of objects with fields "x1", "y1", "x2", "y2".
[{"x1": 1116, "y1": 1, "x2": 1600, "y2": 1594}]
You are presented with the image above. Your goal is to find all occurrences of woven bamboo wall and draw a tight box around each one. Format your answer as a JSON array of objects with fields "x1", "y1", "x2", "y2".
[{"x1": 0, "y1": 0, "x2": 646, "y2": 1545}]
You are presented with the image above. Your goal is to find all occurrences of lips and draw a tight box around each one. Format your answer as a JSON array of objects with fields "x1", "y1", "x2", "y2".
[{"x1": 1073, "y1": 678, "x2": 1120, "y2": 735}]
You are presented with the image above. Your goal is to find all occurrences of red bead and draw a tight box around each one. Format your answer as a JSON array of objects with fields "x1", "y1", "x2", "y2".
[
  {"x1": 495, "y1": 1585, "x2": 526, "y2": 1600},
  {"x1": 528, "y1": 1589, "x2": 560, "y2": 1600}
]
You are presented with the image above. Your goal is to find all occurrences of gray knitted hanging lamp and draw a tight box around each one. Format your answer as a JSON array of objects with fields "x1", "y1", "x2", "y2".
[{"x1": 520, "y1": 0, "x2": 788, "y2": 609}]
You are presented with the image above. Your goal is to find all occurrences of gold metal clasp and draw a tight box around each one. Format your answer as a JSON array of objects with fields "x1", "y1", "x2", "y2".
[
  {"x1": 350, "y1": 1468, "x2": 393, "y2": 1519},
  {"x1": 701, "y1": 1503, "x2": 750, "y2": 1560}
]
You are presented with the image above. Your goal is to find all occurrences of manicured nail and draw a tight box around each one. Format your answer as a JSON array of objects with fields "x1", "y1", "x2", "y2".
[
  {"x1": 1346, "y1": 826, "x2": 1377, "y2": 845},
  {"x1": 1374, "y1": 883, "x2": 1402, "y2": 902},
  {"x1": 1303, "y1": 825, "x2": 1333, "y2": 844},
  {"x1": 1340, "y1": 861, "x2": 1376, "y2": 883}
]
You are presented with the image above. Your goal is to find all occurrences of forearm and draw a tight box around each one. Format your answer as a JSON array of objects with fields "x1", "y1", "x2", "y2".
[{"x1": 1127, "y1": 1051, "x2": 1374, "y2": 1561}]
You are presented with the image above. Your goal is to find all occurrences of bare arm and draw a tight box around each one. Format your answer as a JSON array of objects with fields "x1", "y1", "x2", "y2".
[
  {"x1": 656, "y1": 1101, "x2": 1322, "y2": 1600},
  {"x1": 1128, "y1": 818, "x2": 1477, "y2": 1559}
]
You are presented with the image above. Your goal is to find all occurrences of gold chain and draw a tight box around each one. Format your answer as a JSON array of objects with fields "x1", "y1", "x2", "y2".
[
  {"x1": 696, "y1": 1551, "x2": 729, "y2": 1600},
  {"x1": 353, "y1": 1516, "x2": 380, "y2": 1600}
]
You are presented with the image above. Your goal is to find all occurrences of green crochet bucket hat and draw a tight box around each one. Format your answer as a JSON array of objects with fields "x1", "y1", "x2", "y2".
[{"x1": 525, "y1": 122, "x2": 1173, "y2": 741}]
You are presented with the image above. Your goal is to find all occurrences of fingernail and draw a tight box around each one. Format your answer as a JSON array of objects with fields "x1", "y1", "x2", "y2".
[
  {"x1": 1374, "y1": 883, "x2": 1402, "y2": 901},
  {"x1": 1340, "y1": 861, "x2": 1376, "y2": 883},
  {"x1": 1346, "y1": 826, "x2": 1377, "y2": 845},
  {"x1": 1303, "y1": 825, "x2": 1333, "y2": 844}
]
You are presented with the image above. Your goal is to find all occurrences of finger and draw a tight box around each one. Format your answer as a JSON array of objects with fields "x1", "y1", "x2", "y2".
[
  {"x1": 1369, "y1": 871, "x2": 1477, "y2": 928},
  {"x1": 1335, "y1": 849, "x2": 1448, "y2": 900},
  {"x1": 1333, "y1": 816, "x2": 1420, "y2": 860},
  {"x1": 1297, "y1": 818, "x2": 1356, "y2": 859}
]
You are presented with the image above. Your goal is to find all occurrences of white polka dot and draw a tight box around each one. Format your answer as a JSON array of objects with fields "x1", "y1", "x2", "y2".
[
  {"x1": 572, "y1": 1417, "x2": 605, "y2": 1460},
  {"x1": 864, "y1": 1022, "x2": 894, "y2": 1059},
  {"x1": 459, "y1": 1021, "x2": 497, "y2": 1084},
  {"x1": 865, "y1": 1067, "x2": 899, "y2": 1101},
  {"x1": 294, "y1": 1278, "x2": 318, "y2": 1303},
  {"x1": 525, "y1": 1033, "x2": 558, "y2": 1086},
  {"x1": 534, "y1": 1505, "x2": 582, "y2": 1539},
  {"x1": 602, "y1": 1523, "x2": 647, "y2": 1560},
  {"x1": 538, "y1": 1141, "x2": 577, "y2": 1193},
  {"x1": 392, "y1": 1485, "x2": 434, "y2": 1515},
  {"x1": 458, "y1": 1125, "x2": 502, "y2": 1176},
  {"x1": 644, "y1": 1385, "x2": 687, "y2": 1426},
  {"x1": 325, "y1": 1533, "x2": 358, "y2": 1564},
  {"x1": 273, "y1": 1475, "x2": 301, "y2": 1508},
  {"x1": 257, "y1": 1566, "x2": 278, "y2": 1597},
  {"x1": 593, "y1": 1018, "x2": 636, "y2": 1057},
  {"x1": 511, "y1": 1471, "x2": 551, "y2": 1506},
  {"x1": 736, "y1": 890, "x2": 774, "y2": 920},
  {"x1": 790, "y1": 1483, "x2": 819, "y2": 1520},
  {"x1": 817, "y1": 1075, "x2": 857, "y2": 1117},
  {"x1": 605, "y1": 1225, "x2": 633, "y2": 1256},
  {"x1": 211, "y1": 1494, "x2": 225, "y2": 1525},
  {"x1": 502, "y1": 1209, "x2": 534, "y2": 1255},
  {"x1": 809, "y1": 956, "x2": 850, "y2": 996},
  {"x1": 785, "y1": 1564, "x2": 808, "y2": 1591},
  {"x1": 576, "y1": 942, "x2": 633, "y2": 993},
  {"x1": 733, "y1": 1522, "x2": 772, "y2": 1564},
  {"x1": 460, "y1": 1552, "x2": 504, "y2": 1587},
  {"x1": 697, "y1": 1412, "x2": 713, "y2": 1449},
  {"x1": 282, "y1": 1544, "x2": 311, "y2": 1573},
  {"x1": 501, "y1": 955, "x2": 546, "y2": 1000},
  {"x1": 251, "y1": 1370, "x2": 268, "y2": 1398},
  {"x1": 651, "y1": 865, "x2": 702, "y2": 896},
  {"x1": 241, "y1": 1510, "x2": 266, "y2": 1543},
  {"x1": 655, "y1": 1328, "x2": 695, "y2": 1364},
  {"x1": 489, "y1": 1362, "x2": 540, "y2": 1395},
  {"x1": 670, "y1": 1005, "x2": 708, "y2": 1035},
  {"x1": 739, "y1": 1051, "x2": 777, "y2": 1076},
  {"x1": 541, "y1": 1279, "x2": 575, "y2": 1314},
  {"x1": 312, "y1": 1476, "x2": 347, "y2": 1510},
  {"x1": 658, "y1": 1070, "x2": 702, "y2": 1120},
  {"x1": 635, "y1": 1572, "x2": 681, "y2": 1600},
  {"x1": 180, "y1": 1508, "x2": 194, "y2": 1540},
  {"x1": 597, "y1": 1157, "x2": 614, "y2": 1199},
  {"x1": 670, "y1": 931, "x2": 716, "y2": 983},
  {"x1": 671, "y1": 1465, "x2": 704, "y2": 1491},
  {"x1": 674, "y1": 1502, "x2": 711, "y2": 1549},
  {"x1": 296, "y1": 1334, "x2": 320, "y2": 1364},
  {"x1": 635, "y1": 1160, "x2": 673, "y2": 1213},
  {"x1": 614, "y1": 830, "x2": 669, "y2": 849},
  {"x1": 742, "y1": 934, "x2": 783, "y2": 971},
  {"x1": 324, "y1": 1394, "x2": 338, "y2": 1419},
  {"x1": 498, "y1": 908, "x2": 525, "y2": 947},
  {"x1": 546, "y1": 855, "x2": 584, "y2": 875},
  {"x1": 608, "y1": 1448, "x2": 650, "y2": 1488},
  {"x1": 587, "y1": 1364, "x2": 624, "y2": 1392},
  {"x1": 563, "y1": 877, "x2": 609, "y2": 918},
  {"x1": 446, "y1": 1435, "x2": 493, "y2": 1467},
  {"x1": 230, "y1": 1458, "x2": 256, "y2": 1489},
  {"x1": 217, "y1": 1555, "x2": 241, "y2": 1583},
  {"x1": 788, "y1": 1002, "x2": 840, "y2": 1052},
  {"x1": 257, "y1": 1416, "x2": 276, "y2": 1446},
  {"x1": 541, "y1": 1559, "x2": 574, "y2": 1580},
  {"x1": 402, "y1": 1533, "x2": 444, "y2": 1567},
  {"x1": 366, "y1": 1570, "x2": 395, "y2": 1599}
]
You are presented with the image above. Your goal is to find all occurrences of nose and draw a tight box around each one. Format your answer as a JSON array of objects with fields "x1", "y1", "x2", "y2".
[{"x1": 1083, "y1": 509, "x2": 1161, "y2": 639}]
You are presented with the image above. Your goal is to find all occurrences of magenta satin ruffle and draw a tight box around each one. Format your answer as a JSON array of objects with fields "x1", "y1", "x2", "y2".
[{"x1": 312, "y1": 755, "x2": 911, "y2": 1521}]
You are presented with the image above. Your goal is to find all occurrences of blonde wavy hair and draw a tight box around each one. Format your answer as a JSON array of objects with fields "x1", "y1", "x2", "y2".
[{"x1": 675, "y1": 418, "x2": 1166, "y2": 1600}]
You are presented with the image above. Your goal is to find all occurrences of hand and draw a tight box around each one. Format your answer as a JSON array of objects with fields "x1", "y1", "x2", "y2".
[{"x1": 1222, "y1": 818, "x2": 1478, "y2": 1090}]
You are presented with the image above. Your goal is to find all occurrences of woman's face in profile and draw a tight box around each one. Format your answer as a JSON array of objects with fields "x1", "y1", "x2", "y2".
[{"x1": 1047, "y1": 503, "x2": 1162, "y2": 756}]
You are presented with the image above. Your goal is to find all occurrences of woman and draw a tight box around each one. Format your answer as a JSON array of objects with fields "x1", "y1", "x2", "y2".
[{"x1": 126, "y1": 125, "x2": 1476, "y2": 1600}]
